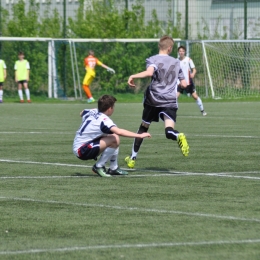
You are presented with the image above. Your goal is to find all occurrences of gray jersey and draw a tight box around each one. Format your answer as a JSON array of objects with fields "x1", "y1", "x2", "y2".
[{"x1": 144, "y1": 54, "x2": 184, "y2": 108}]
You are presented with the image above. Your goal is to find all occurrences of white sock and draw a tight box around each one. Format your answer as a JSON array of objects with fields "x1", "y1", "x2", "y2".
[
  {"x1": 25, "y1": 88, "x2": 30, "y2": 100},
  {"x1": 96, "y1": 147, "x2": 117, "y2": 168},
  {"x1": 196, "y1": 97, "x2": 204, "y2": 112},
  {"x1": 131, "y1": 149, "x2": 138, "y2": 159},
  {"x1": 18, "y1": 89, "x2": 23, "y2": 100},
  {"x1": 109, "y1": 148, "x2": 119, "y2": 170},
  {"x1": 0, "y1": 90, "x2": 3, "y2": 100}
]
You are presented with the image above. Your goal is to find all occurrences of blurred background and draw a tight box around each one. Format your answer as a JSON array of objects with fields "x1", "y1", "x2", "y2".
[{"x1": 0, "y1": 0, "x2": 259, "y2": 99}]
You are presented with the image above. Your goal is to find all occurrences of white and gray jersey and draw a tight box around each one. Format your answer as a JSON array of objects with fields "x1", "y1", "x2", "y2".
[
  {"x1": 72, "y1": 108, "x2": 116, "y2": 156},
  {"x1": 144, "y1": 54, "x2": 185, "y2": 108}
]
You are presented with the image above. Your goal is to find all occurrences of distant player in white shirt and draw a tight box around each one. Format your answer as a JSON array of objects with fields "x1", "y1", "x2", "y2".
[
  {"x1": 73, "y1": 95, "x2": 151, "y2": 177},
  {"x1": 177, "y1": 46, "x2": 207, "y2": 116}
]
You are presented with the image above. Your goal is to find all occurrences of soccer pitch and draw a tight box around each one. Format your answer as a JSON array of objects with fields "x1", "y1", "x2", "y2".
[{"x1": 0, "y1": 101, "x2": 260, "y2": 260}]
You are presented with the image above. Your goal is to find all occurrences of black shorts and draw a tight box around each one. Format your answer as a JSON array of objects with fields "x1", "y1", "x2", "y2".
[
  {"x1": 77, "y1": 138, "x2": 101, "y2": 161},
  {"x1": 17, "y1": 80, "x2": 28, "y2": 85},
  {"x1": 0, "y1": 82, "x2": 3, "y2": 87},
  {"x1": 178, "y1": 82, "x2": 196, "y2": 95},
  {"x1": 142, "y1": 104, "x2": 177, "y2": 124}
]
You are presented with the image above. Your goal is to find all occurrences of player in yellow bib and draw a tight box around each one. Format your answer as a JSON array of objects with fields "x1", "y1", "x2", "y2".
[
  {"x1": 14, "y1": 52, "x2": 31, "y2": 103},
  {"x1": 83, "y1": 50, "x2": 115, "y2": 103},
  {"x1": 0, "y1": 59, "x2": 7, "y2": 103}
]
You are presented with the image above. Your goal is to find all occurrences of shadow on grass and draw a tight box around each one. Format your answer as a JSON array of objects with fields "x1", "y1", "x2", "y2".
[
  {"x1": 71, "y1": 172, "x2": 98, "y2": 177},
  {"x1": 140, "y1": 167, "x2": 179, "y2": 174}
]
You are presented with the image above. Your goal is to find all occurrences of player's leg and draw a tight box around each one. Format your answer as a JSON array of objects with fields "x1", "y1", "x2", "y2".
[
  {"x1": 125, "y1": 121, "x2": 150, "y2": 168},
  {"x1": 82, "y1": 74, "x2": 95, "y2": 103},
  {"x1": 0, "y1": 84, "x2": 3, "y2": 103},
  {"x1": 95, "y1": 134, "x2": 128, "y2": 176},
  {"x1": 163, "y1": 112, "x2": 189, "y2": 157},
  {"x1": 191, "y1": 91, "x2": 207, "y2": 116},
  {"x1": 17, "y1": 82, "x2": 24, "y2": 102},
  {"x1": 23, "y1": 81, "x2": 31, "y2": 103},
  {"x1": 125, "y1": 104, "x2": 155, "y2": 168}
]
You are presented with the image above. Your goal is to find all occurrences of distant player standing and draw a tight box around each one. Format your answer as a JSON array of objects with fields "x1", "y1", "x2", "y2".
[
  {"x1": 14, "y1": 51, "x2": 31, "y2": 103},
  {"x1": 0, "y1": 59, "x2": 7, "y2": 103},
  {"x1": 73, "y1": 95, "x2": 151, "y2": 177},
  {"x1": 125, "y1": 35, "x2": 189, "y2": 169},
  {"x1": 177, "y1": 46, "x2": 207, "y2": 116},
  {"x1": 83, "y1": 50, "x2": 115, "y2": 103}
]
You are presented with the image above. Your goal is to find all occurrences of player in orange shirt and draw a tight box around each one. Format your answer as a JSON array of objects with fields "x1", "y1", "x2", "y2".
[{"x1": 83, "y1": 50, "x2": 115, "y2": 103}]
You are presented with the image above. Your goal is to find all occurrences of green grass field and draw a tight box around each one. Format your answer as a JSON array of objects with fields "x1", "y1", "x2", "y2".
[{"x1": 0, "y1": 101, "x2": 260, "y2": 260}]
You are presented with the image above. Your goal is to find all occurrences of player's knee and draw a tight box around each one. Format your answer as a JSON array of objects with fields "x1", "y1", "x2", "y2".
[
  {"x1": 109, "y1": 134, "x2": 120, "y2": 148},
  {"x1": 165, "y1": 127, "x2": 178, "y2": 141},
  {"x1": 114, "y1": 134, "x2": 120, "y2": 145}
]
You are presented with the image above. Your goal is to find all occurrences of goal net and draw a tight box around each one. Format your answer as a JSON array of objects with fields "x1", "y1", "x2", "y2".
[
  {"x1": 200, "y1": 40, "x2": 260, "y2": 99},
  {"x1": 1, "y1": 38, "x2": 259, "y2": 100},
  {"x1": 64, "y1": 39, "x2": 179, "y2": 100}
]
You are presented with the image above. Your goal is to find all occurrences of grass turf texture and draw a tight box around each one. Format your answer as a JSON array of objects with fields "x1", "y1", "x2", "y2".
[{"x1": 0, "y1": 102, "x2": 260, "y2": 260}]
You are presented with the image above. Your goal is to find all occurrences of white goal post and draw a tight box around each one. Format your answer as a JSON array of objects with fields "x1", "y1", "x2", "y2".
[{"x1": 200, "y1": 40, "x2": 260, "y2": 99}]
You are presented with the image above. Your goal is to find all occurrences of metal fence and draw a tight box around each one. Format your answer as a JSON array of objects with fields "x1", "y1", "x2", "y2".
[{"x1": 1, "y1": 0, "x2": 260, "y2": 40}]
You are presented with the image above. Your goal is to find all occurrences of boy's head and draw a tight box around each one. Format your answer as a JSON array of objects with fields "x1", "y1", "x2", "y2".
[
  {"x1": 158, "y1": 35, "x2": 174, "y2": 54},
  {"x1": 178, "y1": 46, "x2": 186, "y2": 58},
  {"x1": 98, "y1": 95, "x2": 117, "y2": 114},
  {"x1": 89, "y1": 50, "x2": 95, "y2": 56},
  {"x1": 18, "y1": 51, "x2": 24, "y2": 59}
]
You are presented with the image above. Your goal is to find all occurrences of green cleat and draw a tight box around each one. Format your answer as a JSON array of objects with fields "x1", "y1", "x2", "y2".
[
  {"x1": 92, "y1": 164, "x2": 111, "y2": 177},
  {"x1": 125, "y1": 156, "x2": 136, "y2": 169},
  {"x1": 107, "y1": 167, "x2": 128, "y2": 176},
  {"x1": 87, "y1": 97, "x2": 95, "y2": 104},
  {"x1": 177, "y1": 133, "x2": 189, "y2": 157}
]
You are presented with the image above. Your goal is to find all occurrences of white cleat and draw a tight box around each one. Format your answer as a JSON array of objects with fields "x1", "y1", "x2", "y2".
[{"x1": 202, "y1": 111, "x2": 207, "y2": 116}]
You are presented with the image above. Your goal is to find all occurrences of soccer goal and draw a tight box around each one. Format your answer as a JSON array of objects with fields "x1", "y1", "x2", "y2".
[
  {"x1": 200, "y1": 40, "x2": 260, "y2": 99},
  {"x1": 1, "y1": 37, "x2": 259, "y2": 99}
]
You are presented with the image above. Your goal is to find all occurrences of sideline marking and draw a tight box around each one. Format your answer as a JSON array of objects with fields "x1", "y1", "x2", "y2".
[
  {"x1": 1, "y1": 196, "x2": 260, "y2": 223},
  {"x1": 1, "y1": 239, "x2": 260, "y2": 255},
  {"x1": 1, "y1": 173, "x2": 260, "y2": 180},
  {"x1": 0, "y1": 132, "x2": 259, "y2": 139},
  {"x1": 0, "y1": 159, "x2": 260, "y2": 180}
]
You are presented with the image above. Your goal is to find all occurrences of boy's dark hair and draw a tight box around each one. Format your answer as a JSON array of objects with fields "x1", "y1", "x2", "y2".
[
  {"x1": 98, "y1": 95, "x2": 117, "y2": 113},
  {"x1": 18, "y1": 51, "x2": 24, "y2": 55},
  {"x1": 89, "y1": 50, "x2": 95, "y2": 56},
  {"x1": 178, "y1": 45, "x2": 186, "y2": 52},
  {"x1": 158, "y1": 35, "x2": 174, "y2": 50}
]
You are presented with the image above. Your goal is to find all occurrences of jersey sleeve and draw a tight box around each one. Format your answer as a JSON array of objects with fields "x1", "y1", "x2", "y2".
[
  {"x1": 100, "y1": 117, "x2": 116, "y2": 134},
  {"x1": 3, "y1": 61, "x2": 6, "y2": 69},
  {"x1": 14, "y1": 62, "x2": 17, "y2": 70},
  {"x1": 146, "y1": 57, "x2": 157, "y2": 71},
  {"x1": 26, "y1": 61, "x2": 30, "y2": 70},
  {"x1": 96, "y1": 59, "x2": 103, "y2": 66},
  {"x1": 81, "y1": 109, "x2": 90, "y2": 121}
]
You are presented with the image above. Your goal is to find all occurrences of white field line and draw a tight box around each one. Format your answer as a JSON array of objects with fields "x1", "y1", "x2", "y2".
[
  {"x1": 0, "y1": 131, "x2": 260, "y2": 139},
  {"x1": 1, "y1": 196, "x2": 260, "y2": 223},
  {"x1": 1, "y1": 174, "x2": 260, "y2": 180},
  {"x1": 1, "y1": 239, "x2": 260, "y2": 255},
  {"x1": 1, "y1": 159, "x2": 260, "y2": 180}
]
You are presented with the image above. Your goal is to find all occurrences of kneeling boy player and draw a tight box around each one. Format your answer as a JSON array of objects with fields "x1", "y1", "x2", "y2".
[{"x1": 73, "y1": 95, "x2": 151, "y2": 177}]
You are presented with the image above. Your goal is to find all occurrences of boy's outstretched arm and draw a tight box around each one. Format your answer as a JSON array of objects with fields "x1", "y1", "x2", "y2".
[
  {"x1": 110, "y1": 126, "x2": 151, "y2": 139},
  {"x1": 128, "y1": 66, "x2": 154, "y2": 87},
  {"x1": 101, "y1": 64, "x2": 115, "y2": 74}
]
